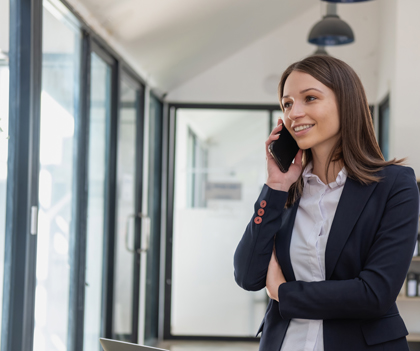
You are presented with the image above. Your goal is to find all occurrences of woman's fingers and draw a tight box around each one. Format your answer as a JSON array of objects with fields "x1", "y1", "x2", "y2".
[
  {"x1": 265, "y1": 123, "x2": 283, "y2": 149},
  {"x1": 270, "y1": 121, "x2": 283, "y2": 136}
]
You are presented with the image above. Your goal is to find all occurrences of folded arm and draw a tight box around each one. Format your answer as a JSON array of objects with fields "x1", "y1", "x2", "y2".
[{"x1": 234, "y1": 184, "x2": 289, "y2": 291}]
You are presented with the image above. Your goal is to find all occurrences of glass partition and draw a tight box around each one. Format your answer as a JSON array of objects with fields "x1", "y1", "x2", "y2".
[
  {"x1": 33, "y1": 3, "x2": 80, "y2": 350},
  {"x1": 113, "y1": 78, "x2": 139, "y2": 341},
  {"x1": 171, "y1": 109, "x2": 270, "y2": 336},
  {"x1": 83, "y1": 52, "x2": 111, "y2": 351},
  {"x1": 0, "y1": 0, "x2": 9, "y2": 345}
]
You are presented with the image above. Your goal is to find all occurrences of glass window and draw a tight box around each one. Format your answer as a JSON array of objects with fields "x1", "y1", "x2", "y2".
[
  {"x1": 0, "y1": 0, "x2": 9, "y2": 345},
  {"x1": 83, "y1": 52, "x2": 111, "y2": 351},
  {"x1": 171, "y1": 109, "x2": 270, "y2": 336},
  {"x1": 113, "y1": 78, "x2": 138, "y2": 341},
  {"x1": 33, "y1": 3, "x2": 81, "y2": 350}
]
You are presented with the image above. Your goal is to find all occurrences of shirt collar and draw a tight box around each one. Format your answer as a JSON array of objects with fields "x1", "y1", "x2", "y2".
[{"x1": 302, "y1": 161, "x2": 347, "y2": 188}]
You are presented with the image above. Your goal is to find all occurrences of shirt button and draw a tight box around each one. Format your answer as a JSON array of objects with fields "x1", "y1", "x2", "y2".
[
  {"x1": 258, "y1": 208, "x2": 265, "y2": 216},
  {"x1": 260, "y1": 200, "x2": 267, "y2": 208},
  {"x1": 254, "y1": 217, "x2": 262, "y2": 224}
]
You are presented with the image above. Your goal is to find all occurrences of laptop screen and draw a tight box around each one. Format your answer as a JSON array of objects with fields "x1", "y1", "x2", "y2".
[{"x1": 100, "y1": 338, "x2": 169, "y2": 351}]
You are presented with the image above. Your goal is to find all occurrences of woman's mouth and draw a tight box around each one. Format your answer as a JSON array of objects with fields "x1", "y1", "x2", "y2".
[{"x1": 293, "y1": 124, "x2": 314, "y2": 136}]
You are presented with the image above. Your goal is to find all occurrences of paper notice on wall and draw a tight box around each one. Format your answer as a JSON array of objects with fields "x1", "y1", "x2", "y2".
[{"x1": 205, "y1": 182, "x2": 241, "y2": 200}]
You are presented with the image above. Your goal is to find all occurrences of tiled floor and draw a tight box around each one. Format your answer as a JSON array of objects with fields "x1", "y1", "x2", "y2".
[{"x1": 156, "y1": 340, "x2": 259, "y2": 351}]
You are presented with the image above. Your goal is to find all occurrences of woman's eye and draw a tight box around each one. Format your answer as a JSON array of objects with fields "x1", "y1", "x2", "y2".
[
  {"x1": 306, "y1": 96, "x2": 316, "y2": 102},
  {"x1": 283, "y1": 102, "x2": 292, "y2": 108}
]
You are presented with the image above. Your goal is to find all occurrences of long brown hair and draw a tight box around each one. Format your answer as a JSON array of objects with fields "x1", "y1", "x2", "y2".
[{"x1": 278, "y1": 55, "x2": 404, "y2": 208}]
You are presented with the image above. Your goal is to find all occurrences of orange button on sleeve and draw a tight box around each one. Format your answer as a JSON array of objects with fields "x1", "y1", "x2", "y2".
[
  {"x1": 260, "y1": 200, "x2": 267, "y2": 208},
  {"x1": 254, "y1": 217, "x2": 262, "y2": 224},
  {"x1": 257, "y1": 208, "x2": 265, "y2": 216}
]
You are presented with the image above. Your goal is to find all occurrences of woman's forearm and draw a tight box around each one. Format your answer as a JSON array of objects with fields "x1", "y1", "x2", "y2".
[{"x1": 234, "y1": 184, "x2": 288, "y2": 291}]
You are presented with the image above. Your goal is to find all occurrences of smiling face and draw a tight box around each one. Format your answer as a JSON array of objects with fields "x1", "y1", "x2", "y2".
[{"x1": 281, "y1": 70, "x2": 340, "y2": 155}]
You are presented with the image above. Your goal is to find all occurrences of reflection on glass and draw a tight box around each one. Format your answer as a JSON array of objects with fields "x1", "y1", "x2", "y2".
[
  {"x1": 33, "y1": 5, "x2": 80, "y2": 351},
  {"x1": 0, "y1": 0, "x2": 9, "y2": 343},
  {"x1": 171, "y1": 109, "x2": 270, "y2": 336},
  {"x1": 113, "y1": 79, "x2": 138, "y2": 341},
  {"x1": 83, "y1": 53, "x2": 111, "y2": 351}
]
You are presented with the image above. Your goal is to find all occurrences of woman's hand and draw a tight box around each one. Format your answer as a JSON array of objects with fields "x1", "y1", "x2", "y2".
[
  {"x1": 265, "y1": 119, "x2": 303, "y2": 192},
  {"x1": 266, "y1": 245, "x2": 286, "y2": 302}
]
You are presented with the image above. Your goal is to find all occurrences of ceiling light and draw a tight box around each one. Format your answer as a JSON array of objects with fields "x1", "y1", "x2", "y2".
[
  {"x1": 308, "y1": 4, "x2": 354, "y2": 46},
  {"x1": 322, "y1": 0, "x2": 373, "y2": 3}
]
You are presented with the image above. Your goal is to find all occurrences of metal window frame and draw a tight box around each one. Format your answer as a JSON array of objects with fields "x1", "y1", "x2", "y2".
[
  {"x1": 378, "y1": 95, "x2": 390, "y2": 160},
  {"x1": 162, "y1": 103, "x2": 279, "y2": 342},
  {"x1": 144, "y1": 93, "x2": 164, "y2": 346},
  {"x1": 102, "y1": 55, "x2": 120, "y2": 342},
  {"x1": 1, "y1": 0, "x2": 42, "y2": 351}
]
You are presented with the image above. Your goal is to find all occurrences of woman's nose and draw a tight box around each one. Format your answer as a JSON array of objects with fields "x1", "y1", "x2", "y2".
[{"x1": 288, "y1": 102, "x2": 305, "y2": 120}]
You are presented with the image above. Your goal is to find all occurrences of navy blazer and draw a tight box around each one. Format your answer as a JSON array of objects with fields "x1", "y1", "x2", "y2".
[{"x1": 234, "y1": 165, "x2": 419, "y2": 351}]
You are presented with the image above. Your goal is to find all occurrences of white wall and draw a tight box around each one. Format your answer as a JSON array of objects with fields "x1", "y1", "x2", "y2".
[
  {"x1": 376, "y1": 0, "x2": 396, "y2": 104},
  {"x1": 391, "y1": 0, "x2": 420, "y2": 174},
  {"x1": 391, "y1": 0, "x2": 420, "y2": 334}
]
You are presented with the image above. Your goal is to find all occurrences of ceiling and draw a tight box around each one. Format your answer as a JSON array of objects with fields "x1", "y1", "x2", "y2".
[{"x1": 68, "y1": 0, "x2": 317, "y2": 92}]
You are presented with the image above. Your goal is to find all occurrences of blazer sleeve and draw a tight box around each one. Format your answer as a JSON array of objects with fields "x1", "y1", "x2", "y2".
[
  {"x1": 234, "y1": 184, "x2": 288, "y2": 291},
  {"x1": 277, "y1": 166, "x2": 420, "y2": 320}
]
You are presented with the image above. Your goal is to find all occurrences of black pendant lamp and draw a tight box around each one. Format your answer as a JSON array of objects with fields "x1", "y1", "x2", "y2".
[
  {"x1": 308, "y1": 3, "x2": 354, "y2": 46},
  {"x1": 322, "y1": 0, "x2": 372, "y2": 3}
]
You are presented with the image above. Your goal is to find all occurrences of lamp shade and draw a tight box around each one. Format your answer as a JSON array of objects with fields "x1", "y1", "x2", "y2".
[
  {"x1": 322, "y1": 0, "x2": 372, "y2": 3},
  {"x1": 308, "y1": 14, "x2": 354, "y2": 46}
]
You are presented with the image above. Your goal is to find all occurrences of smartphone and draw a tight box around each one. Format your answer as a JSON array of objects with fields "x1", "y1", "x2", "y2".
[{"x1": 268, "y1": 125, "x2": 299, "y2": 173}]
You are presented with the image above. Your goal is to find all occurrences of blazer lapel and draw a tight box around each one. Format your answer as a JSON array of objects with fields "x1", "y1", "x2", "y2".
[
  {"x1": 325, "y1": 177, "x2": 378, "y2": 280},
  {"x1": 276, "y1": 199, "x2": 300, "y2": 282}
]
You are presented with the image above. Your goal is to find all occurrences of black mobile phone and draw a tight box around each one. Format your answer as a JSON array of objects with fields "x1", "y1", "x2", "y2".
[{"x1": 268, "y1": 125, "x2": 299, "y2": 173}]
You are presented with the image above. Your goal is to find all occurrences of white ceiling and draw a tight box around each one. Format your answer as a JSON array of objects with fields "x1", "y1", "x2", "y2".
[{"x1": 68, "y1": 0, "x2": 317, "y2": 92}]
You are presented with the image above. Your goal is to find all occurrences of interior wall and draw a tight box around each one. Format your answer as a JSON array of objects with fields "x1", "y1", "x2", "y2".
[
  {"x1": 394, "y1": 0, "x2": 420, "y2": 333},
  {"x1": 376, "y1": 0, "x2": 396, "y2": 104},
  {"x1": 166, "y1": 2, "x2": 380, "y2": 105},
  {"x1": 391, "y1": 0, "x2": 420, "y2": 174}
]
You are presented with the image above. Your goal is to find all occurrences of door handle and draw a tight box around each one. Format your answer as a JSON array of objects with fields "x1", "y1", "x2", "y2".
[
  {"x1": 124, "y1": 213, "x2": 151, "y2": 253},
  {"x1": 137, "y1": 213, "x2": 150, "y2": 254}
]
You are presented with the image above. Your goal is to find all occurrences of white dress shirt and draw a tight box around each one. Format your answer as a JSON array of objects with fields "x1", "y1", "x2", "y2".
[{"x1": 280, "y1": 162, "x2": 347, "y2": 351}]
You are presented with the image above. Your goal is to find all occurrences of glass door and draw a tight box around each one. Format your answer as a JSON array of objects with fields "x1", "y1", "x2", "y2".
[
  {"x1": 33, "y1": 3, "x2": 81, "y2": 350},
  {"x1": 169, "y1": 108, "x2": 272, "y2": 337},
  {"x1": 112, "y1": 73, "x2": 144, "y2": 343},
  {"x1": 83, "y1": 49, "x2": 112, "y2": 351}
]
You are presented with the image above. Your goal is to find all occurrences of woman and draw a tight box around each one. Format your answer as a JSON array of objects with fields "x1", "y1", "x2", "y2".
[{"x1": 234, "y1": 55, "x2": 419, "y2": 351}]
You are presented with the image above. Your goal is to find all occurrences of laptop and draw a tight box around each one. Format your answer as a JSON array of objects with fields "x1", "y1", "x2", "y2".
[{"x1": 100, "y1": 338, "x2": 169, "y2": 351}]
